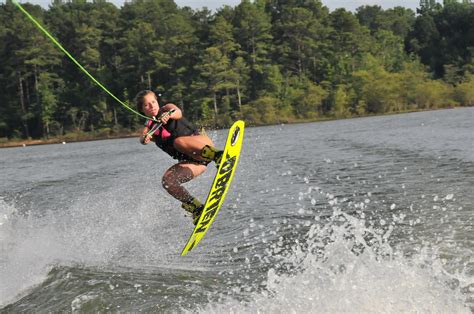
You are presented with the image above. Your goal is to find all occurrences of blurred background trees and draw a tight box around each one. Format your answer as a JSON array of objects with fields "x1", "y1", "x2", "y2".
[{"x1": 0, "y1": 0, "x2": 473, "y2": 140}]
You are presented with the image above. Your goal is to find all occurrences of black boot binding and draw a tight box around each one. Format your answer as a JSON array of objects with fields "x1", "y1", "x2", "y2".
[
  {"x1": 201, "y1": 145, "x2": 223, "y2": 167},
  {"x1": 181, "y1": 198, "x2": 204, "y2": 225}
]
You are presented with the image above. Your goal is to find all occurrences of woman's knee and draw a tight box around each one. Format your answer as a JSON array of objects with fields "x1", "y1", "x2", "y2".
[
  {"x1": 162, "y1": 171, "x2": 177, "y2": 190},
  {"x1": 173, "y1": 136, "x2": 185, "y2": 147},
  {"x1": 162, "y1": 166, "x2": 194, "y2": 190}
]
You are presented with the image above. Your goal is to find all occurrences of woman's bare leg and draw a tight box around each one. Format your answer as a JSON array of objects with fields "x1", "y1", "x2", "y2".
[
  {"x1": 173, "y1": 135, "x2": 215, "y2": 161},
  {"x1": 161, "y1": 162, "x2": 207, "y2": 203}
]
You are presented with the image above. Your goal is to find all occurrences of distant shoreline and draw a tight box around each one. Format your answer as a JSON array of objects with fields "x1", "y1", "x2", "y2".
[
  {"x1": 0, "y1": 132, "x2": 140, "y2": 149},
  {"x1": 0, "y1": 106, "x2": 464, "y2": 149}
]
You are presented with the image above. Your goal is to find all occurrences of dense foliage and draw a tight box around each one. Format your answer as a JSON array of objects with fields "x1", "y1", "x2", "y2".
[{"x1": 0, "y1": 0, "x2": 473, "y2": 140}]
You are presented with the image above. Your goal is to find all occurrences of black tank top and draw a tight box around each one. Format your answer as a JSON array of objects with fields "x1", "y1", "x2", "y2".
[{"x1": 148, "y1": 114, "x2": 200, "y2": 162}]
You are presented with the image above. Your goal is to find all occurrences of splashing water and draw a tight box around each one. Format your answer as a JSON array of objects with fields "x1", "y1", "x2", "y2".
[
  {"x1": 1, "y1": 178, "x2": 472, "y2": 312},
  {"x1": 0, "y1": 189, "x2": 181, "y2": 307},
  {"x1": 203, "y1": 187, "x2": 471, "y2": 313}
]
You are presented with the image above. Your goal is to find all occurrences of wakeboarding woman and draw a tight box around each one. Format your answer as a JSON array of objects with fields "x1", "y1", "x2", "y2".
[{"x1": 135, "y1": 90, "x2": 222, "y2": 224}]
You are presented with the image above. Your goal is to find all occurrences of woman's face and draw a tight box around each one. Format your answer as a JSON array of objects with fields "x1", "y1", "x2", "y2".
[{"x1": 142, "y1": 93, "x2": 159, "y2": 117}]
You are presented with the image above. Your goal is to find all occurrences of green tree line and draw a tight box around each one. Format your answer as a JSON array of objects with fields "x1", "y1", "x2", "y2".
[{"x1": 0, "y1": 0, "x2": 473, "y2": 140}]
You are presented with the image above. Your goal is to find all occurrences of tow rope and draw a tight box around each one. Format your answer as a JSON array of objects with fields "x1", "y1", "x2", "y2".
[{"x1": 12, "y1": 0, "x2": 155, "y2": 122}]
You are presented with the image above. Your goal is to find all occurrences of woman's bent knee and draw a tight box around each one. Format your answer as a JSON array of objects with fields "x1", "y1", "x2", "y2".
[
  {"x1": 162, "y1": 165, "x2": 195, "y2": 190},
  {"x1": 162, "y1": 173, "x2": 174, "y2": 190}
]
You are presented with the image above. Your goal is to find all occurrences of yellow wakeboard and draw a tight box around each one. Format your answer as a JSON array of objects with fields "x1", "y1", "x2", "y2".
[{"x1": 181, "y1": 120, "x2": 245, "y2": 256}]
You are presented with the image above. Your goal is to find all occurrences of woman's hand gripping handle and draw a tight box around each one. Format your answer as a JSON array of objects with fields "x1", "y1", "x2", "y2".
[{"x1": 140, "y1": 109, "x2": 176, "y2": 145}]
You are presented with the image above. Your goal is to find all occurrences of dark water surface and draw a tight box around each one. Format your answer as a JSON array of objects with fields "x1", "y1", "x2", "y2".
[{"x1": 1, "y1": 108, "x2": 473, "y2": 312}]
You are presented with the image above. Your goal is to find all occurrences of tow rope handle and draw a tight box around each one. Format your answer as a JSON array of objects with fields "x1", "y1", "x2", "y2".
[{"x1": 145, "y1": 109, "x2": 176, "y2": 137}]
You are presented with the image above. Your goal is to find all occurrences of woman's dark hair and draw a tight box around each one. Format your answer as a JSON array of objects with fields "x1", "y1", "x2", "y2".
[{"x1": 134, "y1": 90, "x2": 157, "y2": 112}]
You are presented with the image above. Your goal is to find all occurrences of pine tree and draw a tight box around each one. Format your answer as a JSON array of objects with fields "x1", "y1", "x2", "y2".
[{"x1": 233, "y1": 0, "x2": 272, "y2": 98}]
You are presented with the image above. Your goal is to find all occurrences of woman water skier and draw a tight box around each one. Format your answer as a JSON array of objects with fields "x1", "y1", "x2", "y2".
[{"x1": 135, "y1": 90, "x2": 222, "y2": 224}]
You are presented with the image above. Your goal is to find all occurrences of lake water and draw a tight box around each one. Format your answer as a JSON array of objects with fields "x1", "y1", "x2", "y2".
[{"x1": 1, "y1": 108, "x2": 473, "y2": 312}]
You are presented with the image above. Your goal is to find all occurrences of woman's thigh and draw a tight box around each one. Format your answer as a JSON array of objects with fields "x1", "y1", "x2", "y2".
[{"x1": 173, "y1": 134, "x2": 214, "y2": 154}]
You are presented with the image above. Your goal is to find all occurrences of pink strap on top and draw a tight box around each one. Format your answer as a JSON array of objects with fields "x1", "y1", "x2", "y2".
[{"x1": 147, "y1": 120, "x2": 172, "y2": 140}]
